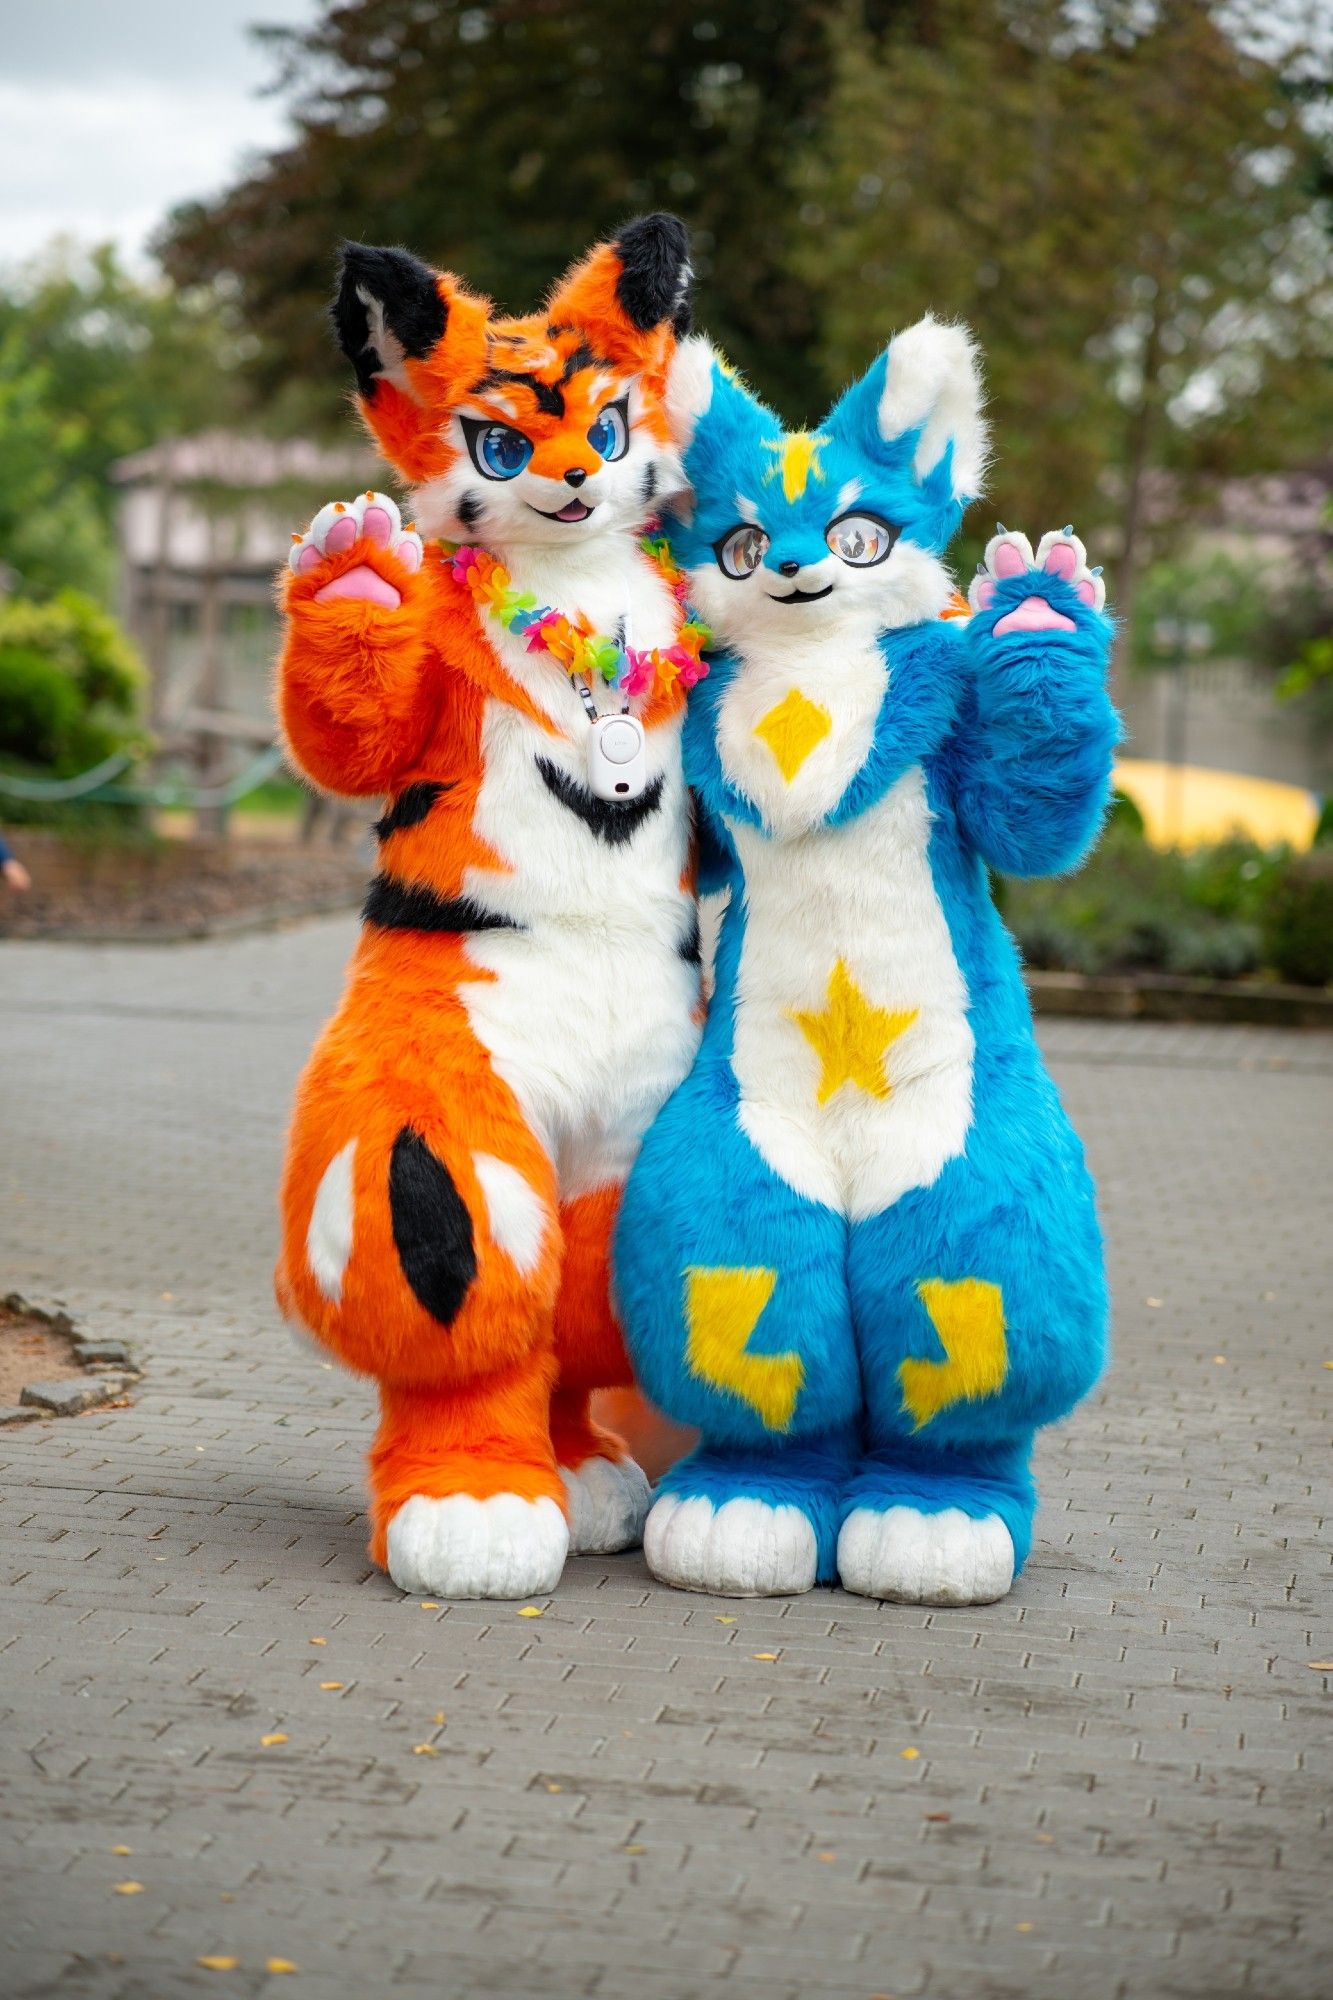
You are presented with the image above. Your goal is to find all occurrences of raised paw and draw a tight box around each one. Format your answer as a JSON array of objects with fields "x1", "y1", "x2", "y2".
[
  {"x1": 560, "y1": 1454, "x2": 651, "y2": 1556},
  {"x1": 287, "y1": 491, "x2": 424, "y2": 608},
  {"x1": 644, "y1": 1492, "x2": 818, "y2": 1597},
  {"x1": 837, "y1": 1504, "x2": 1014, "y2": 1605},
  {"x1": 967, "y1": 525, "x2": 1106, "y2": 635}
]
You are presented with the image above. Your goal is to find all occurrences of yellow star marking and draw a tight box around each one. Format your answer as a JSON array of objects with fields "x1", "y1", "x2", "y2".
[
  {"x1": 899, "y1": 1278, "x2": 1008, "y2": 1430},
  {"x1": 763, "y1": 430, "x2": 831, "y2": 501},
  {"x1": 754, "y1": 687, "x2": 833, "y2": 782},
  {"x1": 788, "y1": 960, "x2": 918, "y2": 1106},
  {"x1": 685, "y1": 1267, "x2": 804, "y2": 1431}
]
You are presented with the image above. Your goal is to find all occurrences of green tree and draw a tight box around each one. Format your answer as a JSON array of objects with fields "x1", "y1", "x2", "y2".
[
  {"x1": 161, "y1": 0, "x2": 905, "y2": 421},
  {"x1": 793, "y1": 0, "x2": 1333, "y2": 670}
]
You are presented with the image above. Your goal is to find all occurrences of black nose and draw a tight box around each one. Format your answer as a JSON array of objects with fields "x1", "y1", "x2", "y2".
[
  {"x1": 564, "y1": 468, "x2": 587, "y2": 488},
  {"x1": 778, "y1": 559, "x2": 800, "y2": 578}
]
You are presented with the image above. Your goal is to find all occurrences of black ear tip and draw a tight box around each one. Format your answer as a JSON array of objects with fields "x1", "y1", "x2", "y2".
[
  {"x1": 613, "y1": 212, "x2": 694, "y2": 336},
  {"x1": 327, "y1": 241, "x2": 448, "y2": 391}
]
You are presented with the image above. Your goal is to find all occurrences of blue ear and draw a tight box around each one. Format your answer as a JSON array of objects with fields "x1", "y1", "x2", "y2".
[
  {"x1": 666, "y1": 337, "x2": 779, "y2": 490},
  {"x1": 826, "y1": 315, "x2": 988, "y2": 542}
]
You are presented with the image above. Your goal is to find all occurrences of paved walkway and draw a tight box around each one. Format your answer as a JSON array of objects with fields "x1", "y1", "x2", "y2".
[{"x1": 1, "y1": 917, "x2": 1330, "y2": 2000}]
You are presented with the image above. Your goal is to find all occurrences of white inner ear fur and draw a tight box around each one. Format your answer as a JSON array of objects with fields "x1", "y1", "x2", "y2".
[
  {"x1": 666, "y1": 334, "x2": 718, "y2": 451},
  {"x1": 878, "y1": 314, "x2": 988, "y2": 501},
  {"x1": 357, "y1": 285, "x2": 419, "y2": 401}
]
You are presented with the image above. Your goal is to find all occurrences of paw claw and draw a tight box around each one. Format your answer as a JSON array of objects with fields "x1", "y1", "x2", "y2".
[
  {"x1": 966, "y1": 525, "x2": 1106, "y2": 620},
  {"x1": 287, "y1": 492, "x2": 422, "y2": 599}
]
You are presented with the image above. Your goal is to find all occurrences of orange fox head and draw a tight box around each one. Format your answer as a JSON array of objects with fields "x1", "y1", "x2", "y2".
[{"x1": 332, "y1": 215, "x2": 692, "y2": 551}]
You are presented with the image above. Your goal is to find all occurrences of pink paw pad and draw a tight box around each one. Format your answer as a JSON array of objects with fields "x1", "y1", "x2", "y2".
[
  {"x1": 967, "y1": 524, "x2": 1106, "y2": 626},
  {"x1": 287, "y1": 491, "x2": 425, "y2": 598},
  {"x1": 993, "y1": 594, "x2": 1077, "y2": 637},
  {"x1": 314, "y1": 565, "x2": 402, "y2": 609}
]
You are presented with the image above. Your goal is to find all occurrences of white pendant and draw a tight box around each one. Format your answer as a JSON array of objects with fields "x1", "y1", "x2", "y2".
[{"x1": 587, "y1": 713, "x2": 648, "y2": 802}]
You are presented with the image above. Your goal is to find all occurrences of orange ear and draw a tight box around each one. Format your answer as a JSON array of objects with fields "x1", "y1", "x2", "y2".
[
  {"x1": 545, "y1": 213, "x2": 693, "y2": 374},
  {"x1": 332, "y1": 242, "x2": 492, "y2": 483}
]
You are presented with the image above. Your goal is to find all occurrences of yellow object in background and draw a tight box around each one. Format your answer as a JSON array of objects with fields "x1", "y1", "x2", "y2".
[{"x1": 1114, "y1": 759, "x2": 1320, "y2": 852}]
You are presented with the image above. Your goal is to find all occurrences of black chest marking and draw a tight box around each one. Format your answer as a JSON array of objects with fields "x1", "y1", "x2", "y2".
[{"x1": 535, "y1": 757, "x2": 664, "y2": 846}]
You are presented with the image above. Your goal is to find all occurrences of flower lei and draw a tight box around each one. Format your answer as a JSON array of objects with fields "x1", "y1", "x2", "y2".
[{"x1": 449, "y1": 532, "x2": 710, "y2": 699}]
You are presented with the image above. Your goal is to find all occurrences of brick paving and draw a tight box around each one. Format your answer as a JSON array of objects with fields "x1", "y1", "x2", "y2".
[{"x1": 1, "y1": 916, "x2": 1330, "y2": 2000}]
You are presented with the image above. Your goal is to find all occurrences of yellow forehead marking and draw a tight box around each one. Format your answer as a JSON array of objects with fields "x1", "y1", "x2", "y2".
[
  {"x1": 685, "y1": 1267, "x2": 803, "y2": 1432},
  {"x1": 754, "y1": 687, "x2": 832, "y2": 783},
  {"x1": 763, "y1": 430, "x2": 831, "y2": 502},
  {"x1": 899, "y1": 1278, "x2": 1008, "y2": 1430}
]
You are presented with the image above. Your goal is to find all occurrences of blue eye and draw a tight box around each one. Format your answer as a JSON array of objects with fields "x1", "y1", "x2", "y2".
[
  {"x1": 587, "y1": 399, "x2": 629, "y2": 463},
  {"x1": 478, "y1": 424, "x2": 533, "y2": 479}
]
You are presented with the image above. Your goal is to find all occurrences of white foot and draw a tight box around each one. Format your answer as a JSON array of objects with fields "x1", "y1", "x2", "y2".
[
  {"x1": 561, "y1": 1455, "x2": 651, "y2": 1555},
  {"x1": 837, "y1": 1505, "x2": 1015, "y2": 1605},
  {"x1": 385, "y1": 1493, "x2": 569, "y2": 1600},
  {"x1": 644, "y1": 1492, "x2": 818, "y2": 1597}
]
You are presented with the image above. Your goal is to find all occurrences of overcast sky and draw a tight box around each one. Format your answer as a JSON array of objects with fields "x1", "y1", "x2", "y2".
[{"x1": 0, "y1": 0, "x2": 320, "y2": 269}]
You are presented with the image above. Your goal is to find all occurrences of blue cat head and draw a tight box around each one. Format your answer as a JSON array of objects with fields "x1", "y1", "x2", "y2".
[{"x1": 663, "y1": 318, "x2": 988, "y2": 650}]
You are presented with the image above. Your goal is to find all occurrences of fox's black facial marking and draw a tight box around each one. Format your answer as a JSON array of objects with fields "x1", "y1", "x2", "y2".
[
  {"x1": 613, "y1": 213, "x2": 692, "y2": 336},
  {"x1": 640, "y1": 462, "x2": 659, "y2": 507},
  {"x1": 457, "y1": 490, "x2": 483, "y2": 532},
  {"x1": 332, "y1": 242, "x2": 446, "y2": 399},
  {"x1": 470, "y1": 368, "x2": 565, "y2": 418}
]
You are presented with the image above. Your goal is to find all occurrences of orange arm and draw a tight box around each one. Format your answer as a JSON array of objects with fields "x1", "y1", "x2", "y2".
[{"x1": 276, "y1": 548, "x2": 450, "y2": 798}]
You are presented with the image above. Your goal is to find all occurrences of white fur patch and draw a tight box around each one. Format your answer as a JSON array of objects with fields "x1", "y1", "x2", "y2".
[
  {"x1": 728, "y1": 765, "x2": 974, "y2": 1221},
  {"x1": 644, "y1": 1493, "x2": 818, "y2": 1597},
  {"x1": 386, "y1": 1492, "x2": 569, "y2": 1599},
  {"x1": 306, "y1": 1139, "x2": 356, "y2": 1304},
  {"x1": 665, "y1": 334, "x2": 719, "y2": 450},
  {"x1": 878, "y1": 315, "x2": 988, "y2": 500},
  {"x1": 472, "y1": 1152, "x2": 548, "y2": 1276},
  {"x1": 561, "y1": 1455, "x2": 651, "y2": 1555},
  {"x1": 837, "y1": 1505, "x2": 1014, "y2": 1604},
  {"x1": 717, "y1": 626, "x2": 888, "y2": 836}
]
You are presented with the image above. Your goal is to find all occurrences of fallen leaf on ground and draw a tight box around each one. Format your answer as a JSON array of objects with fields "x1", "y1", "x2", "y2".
[
  {"x1": 518, "y1": 1606, "x2": 544, "y2": 1618},
  {"x1": 308, "y1": 1637, "x2": 326, "y2": 1646},
  {"x1": 110, "y1": 1845, "x2": 133, "y2": 1856},
  {"x1": 752, "y1": 1652, "x2": 778, "y2": 1661},
  {"x1": 419, "y1": 1601, "x2": 440, "y2": 1610},
  {"x1": 112, "y1": 1881, "x2": 144, "y2": 1896},
  {"x1": 1015, "y1": 1921, "x2": 1035, "y2": 1933},
  {"x1": 546, "y1": 1783, "x2": 563, "y2": 1793},
  {"x1": 1213, "y1": 1355, "x2": 1227, "y2": 1365},
  {"x1": 817, "y1": 1850, "x2": 836, "y2": 1862},
  {"x1": 431, "y1": 1711, "x2": 445, "y2": 1724},
  {"x1": 266, "y1": 1960, "x2": 298, "y2": 1975},
  {"x1": 197, "y1": 1957, "x2": 238, "y2": 1971},
  {"x1": 319, "y1": 1682, "x2": 343, "y2": 1691},
  {"x1": 259, "y1": 1733, "x2": 287, "y2": 1748},
  {"x1": 714, "y1": 1615, "x2": 736, "y2": 1625},
  {"x1": 1145, "y1": 1297, "x2": 1162, "y2": 1308},
  {"x1": 1306, "y1": 1661, "x2": 1333, "y2": 1671},
  {"x1": 412, "y1": 1743, "x2": 439, "y2": 1756},
  {"x1": 924, "y1": 1813, "x2": 951, "y2": 1823},
  {"x1": 623, "y1": 1844, "x2": 645, "y2": 1855},
  {"x1": 900, "y1": 1747, "x2": 920, "y2": 1760}
]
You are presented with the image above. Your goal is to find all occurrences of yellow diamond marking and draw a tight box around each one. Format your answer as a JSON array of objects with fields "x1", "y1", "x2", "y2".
[
  {"x1": 685, "y1": 1267, "x2": 803, "y2": 1432},
  {"x1": 754, "y1": 687, "x2": 832, "y2": 783},
  {"x1": 763, "y1": 430, "x2": 831, "y2": 501},
  {"x1": 899, "y1": 1278, "x2": 1008, "y2": 1430},
  {"x1": 788, "y1": 959, "x2": 918, "y2": 1106}
]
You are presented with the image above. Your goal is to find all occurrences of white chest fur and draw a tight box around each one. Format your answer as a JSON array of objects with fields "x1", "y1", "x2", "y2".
[
  {"x1": 728, "y1": 765, "x2": 974, "y2": 1222},
  {"x1": 717, "y1": 624, "x2": 887, "y2": 835}
]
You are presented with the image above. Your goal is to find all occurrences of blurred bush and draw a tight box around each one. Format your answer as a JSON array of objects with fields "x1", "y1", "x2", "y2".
[
  {"x1": 1260, "y1": 852, "x2": 1333, "y2": 988},
  {"x1": 1003, "y1": 826, "x2": 1333, "y2": 987},
  {"x1": 0, "y1": 592, "x2": 146, "y2": 813}
]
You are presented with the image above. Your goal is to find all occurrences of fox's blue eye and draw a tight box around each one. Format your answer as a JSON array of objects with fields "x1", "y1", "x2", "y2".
[
  {"x1": 477, "y1": 424, "x2": 533, "y2": 479},
  {"x1": 587, "y1": 399, "x2": 629, "y2": 463}
]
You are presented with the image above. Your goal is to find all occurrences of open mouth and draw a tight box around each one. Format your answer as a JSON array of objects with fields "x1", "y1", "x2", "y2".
[
  {"x1": 530, "y1": 499, "x2": 596, "y2": 523},
  {"x1": 768, "y1": 584, "x2": 834, "y2": 605}
]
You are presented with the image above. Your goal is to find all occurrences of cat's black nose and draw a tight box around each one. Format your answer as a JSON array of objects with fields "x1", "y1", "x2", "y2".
[
  {"x1": 778, "y1": 560, "x2": 800, "y2": 578},
  {"x1": 564, "y1": 468, "x2": 587, "y2": 487}
]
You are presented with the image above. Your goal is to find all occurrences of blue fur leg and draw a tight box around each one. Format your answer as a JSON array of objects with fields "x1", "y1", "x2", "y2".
[{"x1": 657, "y1": 1428, "x2": 858, "y2": 1586}]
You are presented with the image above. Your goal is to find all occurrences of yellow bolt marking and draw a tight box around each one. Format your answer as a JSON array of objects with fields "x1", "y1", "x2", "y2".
[
  {"x1": 753, "y1": 687, "x2": 833, "y2": 783},
  {"x1": 763, "y1": 430, "x2": 831, "y2": 501},
  {"x1": 685, "y1": 1267, "x2": 803, "y2": 1432},
  {"x1": 789, "y1": 960, "x2": 918, "y2": 1106},
  {"x1": 899, "y1": 1278, "x2": 1008, "y2": 1430}
]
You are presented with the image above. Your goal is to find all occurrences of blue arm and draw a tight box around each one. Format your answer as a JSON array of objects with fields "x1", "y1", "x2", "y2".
[{"x1": 947, "y1": 585, "x2": 1119, "y2": 878}]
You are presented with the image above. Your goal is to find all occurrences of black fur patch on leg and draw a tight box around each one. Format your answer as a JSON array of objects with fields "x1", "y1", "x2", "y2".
[
  {"x1": 332, "y1": 243, "x2": 447, "y2": 398},
  {"x1": 613, "y1": 214, "x2": 692, "y2": 336},
  {"x1": 388, "y1": 1128, "x2": 477, "y2": 1327}
]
